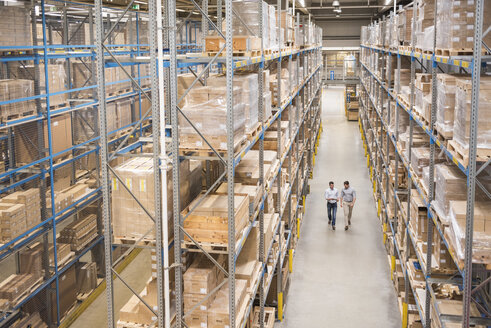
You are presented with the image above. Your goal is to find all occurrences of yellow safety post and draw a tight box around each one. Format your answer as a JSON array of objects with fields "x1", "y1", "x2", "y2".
[
  {"x1": 289, "y1": 249, "x2": 293, "y2": 272},
  {"x1": 383, "y1": 223, "x2": 387, "y2": 244},
  {"x1": 313, "y1": 154, "x2": 315, "y2": 166},
  {"x1": 402, "y1": 302, "x2": 408, "y2": 328},
  {"x1": 302, "y1": 196, "x2": 306, "y2": 213},
  {"x1": 367, "y1": 155, "x2": 370, "y2": 167},
  {"x1": 390, "y1": 255, "x2": 396, "y2": 280},
  {"x1": 377, "y1": 199, "x2": 381, "y2": 217},
  {"x1": 296, "y1": 218, "x2": 300, "y2": 238},
  {"x1": 278, "y1": 292, "x2": 284, "y2": 321}
]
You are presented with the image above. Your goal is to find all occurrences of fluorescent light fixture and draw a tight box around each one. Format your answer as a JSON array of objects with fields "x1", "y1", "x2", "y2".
[
  {"x1": 134, "y1": 0, "x2": 146, "y2": 3},
  {"x1": 333, "y1": 7, "x2": 341, "y2": 13},
  {"x1": 176, "y1": 8, "x2": 185, "y2": 12},
  {"x1": 297, "y1": 0, "x2": 305, "y2": 8},
  {"x1": 332, "y1": 0, "x2": 340, "y2": 6}
]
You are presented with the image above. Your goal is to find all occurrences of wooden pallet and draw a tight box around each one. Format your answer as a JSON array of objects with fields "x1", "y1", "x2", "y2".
[
  {"x1": 182, "y1": 222, "x2": 249, "y2": 254},
  {"x1": 203, "y1": 49, "x2": 261, "y2": 57},
  {"x1": 113, "y1": 236, "x2": 156, "y2": 246},
  {"x1": 246, "y1": 122, "x2": 262, "y2": 139},
  {"x1": 434, "y1": 125, "x2": 452, "y2": 146},
  {"x1": 0, "y1": 110, "x2": 36, "y2": 124},
  {"x1": 447, "y1": 139, "x2": 491, "y2": 168},
  {"x1": 252, "y1": 307, "x2": 275, "y2": 328},
  {"x1": 435, "y1": 48, "x2": 474, "y2": 56},
  {"x1": 179, "y1": 135, "x2": 247, "y2": 156}
]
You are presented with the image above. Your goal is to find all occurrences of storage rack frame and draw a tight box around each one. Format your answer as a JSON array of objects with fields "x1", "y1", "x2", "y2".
[
  {"x1": 358, "y1": 1, "x2": 491, "y2": 327},
  {"x1": 0, "y1": 1, "x2": 201, "y2": 327},
  {"x1": 93, "y1": 1, "x2": 323, "y2": 328}
]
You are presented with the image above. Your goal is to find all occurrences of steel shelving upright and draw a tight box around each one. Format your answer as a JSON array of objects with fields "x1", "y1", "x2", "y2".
[{"x1": 358, "y1": 1, "x2": 491, "y2": 327}]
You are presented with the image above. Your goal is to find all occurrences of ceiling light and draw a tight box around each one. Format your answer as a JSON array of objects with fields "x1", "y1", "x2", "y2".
[
  {"x1": 332, "y1": 0, "x2": 340, "y2": 7},
  {"x1": 333, "y1": 7, "x2": 342, "y2": 13}
]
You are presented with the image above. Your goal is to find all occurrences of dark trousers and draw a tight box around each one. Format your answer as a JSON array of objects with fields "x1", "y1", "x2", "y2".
[{"x1": 327, "y1": 202, "x2": 337, "y2": 226}]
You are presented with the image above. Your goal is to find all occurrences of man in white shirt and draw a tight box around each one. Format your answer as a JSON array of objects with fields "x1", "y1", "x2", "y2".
[
  {"x1": 340, "y1": 180, "x2": 356, "y2": 231},
  {"x1": 324, "y1": 181, "x2": 339, "y2": 230}
]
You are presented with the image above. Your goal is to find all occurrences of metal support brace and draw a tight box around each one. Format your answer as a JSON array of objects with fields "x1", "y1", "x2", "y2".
[{"x1": 94, "y1": 0, "x2": 115, "y2": 326}]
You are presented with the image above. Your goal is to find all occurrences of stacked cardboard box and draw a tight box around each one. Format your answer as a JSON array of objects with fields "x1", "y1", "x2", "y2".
[
  {"x1": 112, "y1": 157, "x2": 191, "y2": 241},
  {"x1": 58, "y1": 213, "x2": 98, "y2": 252},
  {"x1": 1, "y1": 188, "x2": 40, "y2": 231},
  {"x1": 453, "y1": 77, "x2": 491, "y2": 150},
  {"x1": 228, "y1": 0, "x2": 270, "y2": 50},
  {"x1": 180, "y1": 86, "x2": 245, "y2": 151},
  {"x1": 435, "y1": 74, "x2": 462, "y2": 139},
  {"x1": 14, "y1": 64, "x2": 67, "y2": 108},
  {"x1": 0, "y1": 273, "x2": 38, "y2": 302},
  {"x1": 208, "y1": 280, "x2": 248, "y2": 328},
  {"x1": 14, "y1": 113, "x2": 72, "y2": 164},
  {"x1": 415, "y1": 0, "x2": 435, "y2": 50},
  {"x1": 71, "y1": 64, "x2": 131, "y2": 98},
  {"x1": 0, "y1": 5, "x2": 31, "y2": 48},
  {"x1": 0, "y1": 202, "x2": 27, "y2": 242},
  {"x1": 436, "y1": 0, "x2": 491, "y2": 52},
  {"x1": 76, "y1": 261, "x2": 98, "y2": 294},
  {"x1": 47, "y1": 181, "x2": 90, "y2": 215},
  {"x1": 448, "y1": 200, "x2": 491, "y2": 264},
  {"x1": 183, "y1": 254, "x2": 226, "y2": 328},
  {"x1": 182, "y1": 193, "x2": 249, "y2": 246},
  {"x1": 207, "y1": 73, "x2": 259, "y2": 134},
  {"x1": 0, "y1": 79, "x2": 36, "y2": 122},
  {"x1": 279, "y1": 11, "x2": 294, "y2": 44}
]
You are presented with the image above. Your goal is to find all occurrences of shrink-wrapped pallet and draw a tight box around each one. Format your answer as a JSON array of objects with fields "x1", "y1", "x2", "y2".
[
  {"x1": 111, "y1": 157, "x2": 190, "y2": 241},
  {"x1": 208, "y1": 73, "x2": 259, "y2": 134},
  {"x1": 180, "y1": 86, "x2": 246, "y2": 151},
  {"x1": 0, "y1": 5, "x2": 32, "y2": 48},
  {"x1": 448, "y1": 200, "x2": 491, "y2": 264},
  {"x1": 0, "y1": 80, "x2": 36, "y2": 121},
  {"x1": 228, "y1": 0, "x2": 270, "y2": 50},
  {"x1": 453, "y1": 77, "x2": 491, "y2": 149},
  {"x1": 14, "y1": 63, "x2": 67, "y2": 108},
  {"x1": 435, "y1": 74, "x2": 462, "y2": 138},
  {"x1": 433, "y1": 163, "x2": 466, "y2": 218},
  {"x1": 436, "y1": 0, "x2": 491, "y2": 52}
]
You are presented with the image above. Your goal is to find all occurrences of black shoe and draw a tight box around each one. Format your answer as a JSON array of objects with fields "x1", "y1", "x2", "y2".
[
  {"x1": 345, "y1": 226, "x2": 348, "y2": 231},
  {"x1": 332, "y1": 226, "x2": 336, "y2": 231},
  {"x1": 328, "y1": 219, "x2": 332, "y2": 225}
]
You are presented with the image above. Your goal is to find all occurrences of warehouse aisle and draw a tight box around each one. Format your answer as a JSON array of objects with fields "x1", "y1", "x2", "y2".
[{"x1": 277, "y1": 86, "x2": 401, "y2": 327}]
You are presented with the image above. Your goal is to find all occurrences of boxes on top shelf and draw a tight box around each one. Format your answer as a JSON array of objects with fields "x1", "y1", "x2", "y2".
[
  {"x1": 0, "y1": 5, "x2": 32, "y2": 48},
  {"x1": 0, "y1": 79, "x2": 36, "y2": 122}
]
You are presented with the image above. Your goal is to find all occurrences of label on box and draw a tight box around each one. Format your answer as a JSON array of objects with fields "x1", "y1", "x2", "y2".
[
  {"x1": 200, "y1": 324, "x2": 207, "y2": 328},
  {"x1": 140, "y1": 179, "x2": 146, "y2": 192},
  {"x1": 196, "y1": 141, "x2": 203, "y2": 147},
  {"x1": 200, "y1": 288, "x2": 207, "y2": 294},
  {"x1": 112, "y1": 178, "x2": 118, "y2": 191},
  {"x1": 200, "y1": 305, "x2": 207, "y2": 310},
  {"x1": 125, "y1": 178, "x2": 132, "y2": 190}
]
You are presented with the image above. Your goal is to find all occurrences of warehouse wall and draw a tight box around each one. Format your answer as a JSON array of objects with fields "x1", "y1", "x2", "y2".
[{"x1": 317, "y1": 19, "x2": 371, "y2": 47}]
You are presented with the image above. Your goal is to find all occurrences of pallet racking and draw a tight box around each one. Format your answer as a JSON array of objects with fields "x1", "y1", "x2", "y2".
[
  {"x1": 358, "y1": 1, "x2": 490, "y2": 327},
  {"x1": 0, "y1": 1, "x2": 201, "y2": 326}
]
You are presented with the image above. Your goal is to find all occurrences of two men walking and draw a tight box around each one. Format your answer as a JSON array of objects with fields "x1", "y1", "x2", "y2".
[{"x1": 324, "y1": 181, "x2": 356, "y2": 231}]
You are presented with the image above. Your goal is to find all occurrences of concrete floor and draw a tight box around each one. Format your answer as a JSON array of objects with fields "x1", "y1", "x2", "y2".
[{"x1": 276, "y1": 86, "x2": 401, "y2": 327}]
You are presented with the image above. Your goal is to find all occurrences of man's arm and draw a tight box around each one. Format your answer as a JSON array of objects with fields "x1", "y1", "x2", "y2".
[
  {"x1": 339, "y1": 190, "x2": 343, "y2": 207},
  {"x1": 351, "y1": 190, "x2": 356, "y2": 206}
]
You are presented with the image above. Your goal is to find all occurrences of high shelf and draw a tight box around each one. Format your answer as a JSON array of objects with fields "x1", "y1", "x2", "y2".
[
  {"x1": 0, "y1": 0, "x2": 323, "y2": 327},
  {"x1": 0, "y1": 1, "x2": 200, "y2": 327},
  {"x1": 358, "y1": 1, "x2": 490, "y2": 327}
]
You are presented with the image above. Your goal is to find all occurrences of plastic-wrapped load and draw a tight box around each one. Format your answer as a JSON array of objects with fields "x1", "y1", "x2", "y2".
[
  {"x1": 422, "y1": 26, "x2": 435, "y2": 52},
  {"x1": 361, "y1": 26, "x2": 368, "y2": 45},
  {"x1": 14, "y1": 63, "x2": 67, "y2": 108},
  {"x1": 436, "y1": 0, "x2": 491, "y2": 52},
  {"x1": 112, "y1": 157, "x2": 190, "y2": 240},
  {"x1": 263, "y1": 91, "x2": 272, "y2": 121},
  {"x1": 410, "y1": 147, "x2": 445, "y2": 176},
  {"x1": 0, "y1": 80, "x2": 35, "y2": 120},
  {"x1": 421, "y1": 165, "x2": 430, "y2": 195},
  {"x1": 414, "y1": 0, "x2": 435, "y2": 50},
  {"x1": 0, "y1": 5, "x2": 32, "y2": 47},
  {"x1": 229, "y1": 0, "x2": 270, "y2": 50},
  {"x1": 400, "y1": 7, "x2": 414, "y2": 46},
  {"x1": 207, "y1": 73, "x2": 259, "y2": 133},
  {"x1": 389, "y1": 101, "x2": 409, "y2": 134},
  {"x1": 448, "y1": 200, "x2": 491, "y2": 263},
  {"x1": 394, "y1": 69, "x2": 412, "y2": 94},
  {"x1": 433, "y1": 163, "x2": 467, "y2": 218},
  {"x1": 435, "y1": 74, "x2": 463, "y2": 138},
  {"x1": 453, "y1": 77, "x2": 491, "y2": 149},
  {"x1": 269, "y1": 5, "x2": 278, "y2": 50},
  {"x1": 180, "y1": 86, "x2": 246, "y2": 151}
]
